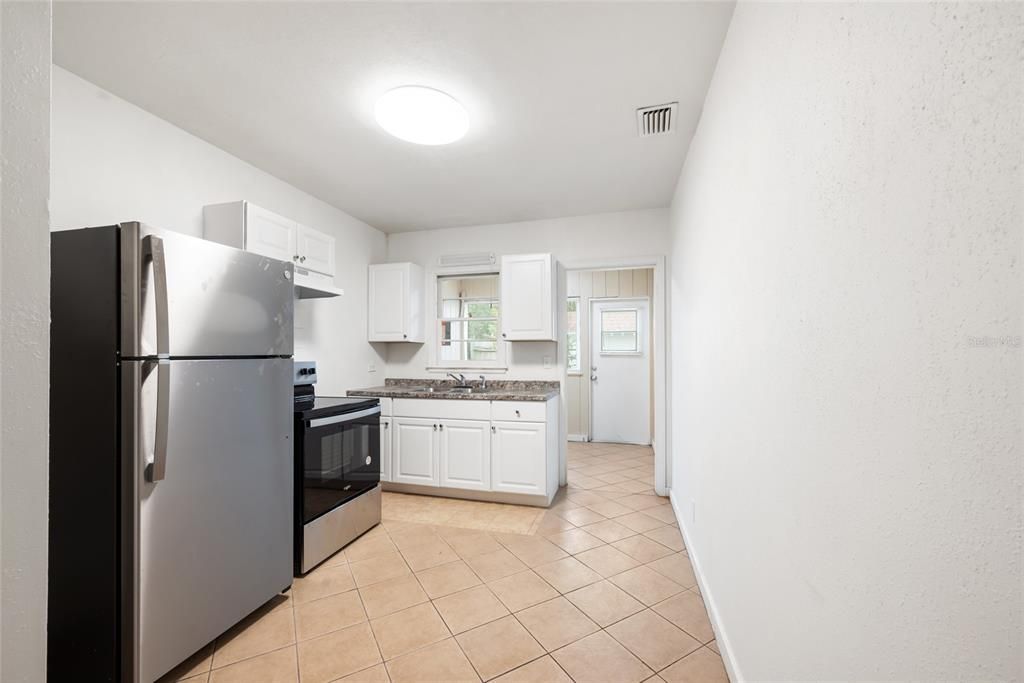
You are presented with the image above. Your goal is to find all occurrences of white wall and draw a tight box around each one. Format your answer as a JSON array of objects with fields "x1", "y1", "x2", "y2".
[
  {"x1": 667, "y1": 3, "x2": 1022, "y2": 681},
  {"x1": 51, "y1": 67, "x2": 389, "y2": 395},
  {"x1": 1, "y1": 2, "x2": 52, "y2": 680}
]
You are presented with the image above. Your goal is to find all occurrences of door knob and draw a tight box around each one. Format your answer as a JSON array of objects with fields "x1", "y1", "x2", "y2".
[
  {"x1": 590, "y1": 375, "x2": 598, "y2": 381},
  {"x1": 300, "y1": 255, "x2": 307, "y2": 262}
]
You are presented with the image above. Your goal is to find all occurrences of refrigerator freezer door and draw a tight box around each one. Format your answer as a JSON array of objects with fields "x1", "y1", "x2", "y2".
[
  {"x1": 130, "y1": 357, "x2": 293, "y2": 683},
  {"x1": 121, "y1": 222, "x2": 295, "y2": 358}
]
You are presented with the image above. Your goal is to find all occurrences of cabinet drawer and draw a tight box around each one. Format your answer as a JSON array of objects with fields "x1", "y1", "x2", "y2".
[
  {"x1": 490, "y1": 401, "x2": 546, "y2": 422},
  {"x1": 393, "y1": 398, "x2": 491, "y2": 421},
  {"x1": 378, "y1": 397, "x2": 393, "y2": 417}
]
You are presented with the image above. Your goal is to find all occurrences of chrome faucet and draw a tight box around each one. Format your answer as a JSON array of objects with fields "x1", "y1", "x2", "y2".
[
  {"x1": 479, "y1": 375, "x2": 488, "y2": 390},
  {"x1": 446, "y1": 372, "x2": 468, "y2": 386}
]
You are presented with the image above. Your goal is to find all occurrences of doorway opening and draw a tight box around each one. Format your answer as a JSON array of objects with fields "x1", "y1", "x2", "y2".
[{"x1": 562, "y1": 266, "x2": 659, "y2": 497}]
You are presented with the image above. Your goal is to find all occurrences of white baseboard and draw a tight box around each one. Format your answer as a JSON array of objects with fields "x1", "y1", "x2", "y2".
[
  {"x1": 567, "y1": 434, "x2": 588, "y2": 442},
  {"x1": 669, "y1": 489, "x2": 744, "y2": 683}
]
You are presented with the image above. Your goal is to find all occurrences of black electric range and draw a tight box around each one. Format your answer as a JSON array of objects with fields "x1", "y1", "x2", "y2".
[{"x1": 293, "y1": 362, "x2": 382, "y2": 575}]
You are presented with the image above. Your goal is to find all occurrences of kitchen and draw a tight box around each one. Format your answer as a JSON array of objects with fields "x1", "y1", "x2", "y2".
[
  {"x1": 3, "y1": 2, "x2": 1020, "y2": 683},
  {"x1": 44, "y1": 3, "x2": 690, "y2": 682}
]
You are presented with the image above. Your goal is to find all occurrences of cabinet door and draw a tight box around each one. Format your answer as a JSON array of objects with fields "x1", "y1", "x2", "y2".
[
  {"x1": 500, "y1": 254, "x2": 555, "y2": 341},
  {"x1": 368, "y1": 264, "x2": 409, "y2": 341},
  {"x1": 297, "y1": 224, "x2": 336, "y2": 277},
  {"x1": 380, "y1": 417, "x2": 392, "y2": 482},
  {"x1": 245, "y1": 204, "x2": 297, "y2": 263},
  {"x1": 439, "y1": 420, "x2": 490, "y2": 491},
  {"x1": 491, "y1": 421, "x2": 546, "y2": 495},
  {"x1": 392, "y1": 417, "x2": 438, "y2": 486}
]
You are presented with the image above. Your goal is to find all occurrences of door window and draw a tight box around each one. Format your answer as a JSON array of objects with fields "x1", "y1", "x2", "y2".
[{"x1": 600, "y1": 309, "x2": 639, "y2": 352}]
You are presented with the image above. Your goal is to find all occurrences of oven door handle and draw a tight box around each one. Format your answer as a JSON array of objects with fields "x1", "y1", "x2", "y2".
[{"x1": 308, "y1": 405, "x2": 382, "y2": 428}]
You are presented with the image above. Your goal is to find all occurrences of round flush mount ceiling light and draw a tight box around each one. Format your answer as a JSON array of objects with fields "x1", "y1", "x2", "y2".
[{"x1": 374, "y1": 85, "x2": 469, "y2": 145}]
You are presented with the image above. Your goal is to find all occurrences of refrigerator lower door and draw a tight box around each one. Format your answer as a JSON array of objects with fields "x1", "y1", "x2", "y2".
[
  {"x1": 127, "y1": 357, "x2": 293, "y2": 683},
  {"x1": 120, "y1": 222, "x2": 295, "y2": 358}
]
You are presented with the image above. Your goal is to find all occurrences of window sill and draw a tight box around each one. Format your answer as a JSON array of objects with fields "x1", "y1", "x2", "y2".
[{"x1": 426, "y1": 366, "x2": 509, "y2": 374}]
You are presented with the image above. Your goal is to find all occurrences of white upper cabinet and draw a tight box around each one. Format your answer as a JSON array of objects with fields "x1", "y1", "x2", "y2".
[
  {"x1": 203, "y1": 201, "x2": 336, "y2": 277},
  {"x1": 368, "y1": 262, "x2": 425, "y2": 342},
  {"x1": 500, "y1": 253, "x2": 557, "y2": 341},
  {"x1": 296, "y1": 224, "x2": 336, "y2": 276},
  {"x1": 244, "y1": 204, "x2": 296, "y2": 263}
]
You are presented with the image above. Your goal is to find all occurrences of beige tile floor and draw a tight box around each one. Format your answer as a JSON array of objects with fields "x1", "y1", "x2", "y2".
[{"x1": 159, "y1": 442, "x2": 728, "y2": 683}]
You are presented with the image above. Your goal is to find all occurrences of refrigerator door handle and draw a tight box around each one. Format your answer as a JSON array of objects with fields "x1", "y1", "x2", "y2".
[
  {"x1": 146, "y1": 359, "x2": 171, "y2": 482},
  {"x1": 142, "y1": 234, "x2": 170, "y2": 358}
]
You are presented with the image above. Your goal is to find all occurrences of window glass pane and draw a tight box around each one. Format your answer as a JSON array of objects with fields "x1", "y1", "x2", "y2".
[
  {"x1": 601, "y1": 309, "x2": 638, "y2": 352},
  {"x1": 566, "y1": 297, "x2": 580, "y2": 372},
  {"x1": 437, "y1": 273, "x2": 500, "y2": 366}
]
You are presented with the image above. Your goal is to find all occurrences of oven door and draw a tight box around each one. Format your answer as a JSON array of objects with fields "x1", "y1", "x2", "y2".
[{"x1": 300, "y1": 405, "x2": 381, "y2": 525}]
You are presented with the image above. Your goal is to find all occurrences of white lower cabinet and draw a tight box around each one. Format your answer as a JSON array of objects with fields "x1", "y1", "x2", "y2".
[
  {"x1": 392, "y1": 417, "x2": 439, "y2": 486},
  {"x1": 380, "y1": 417, "x2": 392, "y2": 482},
  {"x1": 440, "y1": 420, "x2": 491, "y2": 491},
  {"x1": 381, "y1": 398, "x2": 557, "y2": 503},
  {"x1": 490, "y1": 421, "x2": 547, "y2": 496}
]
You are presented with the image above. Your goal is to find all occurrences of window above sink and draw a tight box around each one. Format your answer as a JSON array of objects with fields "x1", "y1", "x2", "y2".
[{"x1": 435, "y1": 273, "x2": 506, "y2": 369}]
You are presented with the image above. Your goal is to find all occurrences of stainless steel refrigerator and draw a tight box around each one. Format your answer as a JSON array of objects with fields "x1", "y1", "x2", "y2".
[{"x1": 49, "y1": 222, "x2": 295, "y2": 682}]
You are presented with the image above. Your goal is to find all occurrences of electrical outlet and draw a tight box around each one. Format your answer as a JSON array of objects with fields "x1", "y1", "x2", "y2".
[{"x1": 367, "y1": 362, "x2": 376, "y2": 373}]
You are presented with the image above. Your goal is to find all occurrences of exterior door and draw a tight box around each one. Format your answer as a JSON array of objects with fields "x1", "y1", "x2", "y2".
[
  {"x1": 245, "y1": 203, "x2": 297, "y2": 263},
  {"x1": 439, "y1": 420, "x2": 490, "y2": 491},
  {"x1": 133, "y1": 357, "x2": 292, "y2": 682},
  {"x1": 590, "y1": 298, "x2": 651, "y2": 445},
  {"x1": 392, "y1": 417, "x2": 438, "y2": 485},
  {"x1": 491, "y1": 421, "x2": 546, "y2": 495},
  {"x1": 297, "y1": 224, "x2": 335, "y2": 276}
]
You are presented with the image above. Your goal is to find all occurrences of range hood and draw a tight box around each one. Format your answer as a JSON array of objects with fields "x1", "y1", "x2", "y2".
[{"x1": 294, "y1": 269, "x2": 343, "y2": 299}]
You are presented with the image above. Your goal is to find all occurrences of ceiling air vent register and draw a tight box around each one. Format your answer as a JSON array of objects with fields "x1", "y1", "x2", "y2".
[{"x1": 636, "y1": 103, "x2": 678, "y2": 137}]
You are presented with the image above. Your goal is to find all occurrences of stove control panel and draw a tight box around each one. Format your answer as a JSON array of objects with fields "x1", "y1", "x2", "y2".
[{"x1": 294, "y1": 361, "x2": 317, "y2": 386}]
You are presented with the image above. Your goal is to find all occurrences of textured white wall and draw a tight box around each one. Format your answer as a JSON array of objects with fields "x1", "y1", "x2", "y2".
[
  {"x1": 51, "y1": 67, "x2": 389, "y2": 396},
  {"x1": 667, "y1": 3, "x2": 1022, "y2": 680},
  {"x1": 1, "y1": 2, "x2": 52, "y2": 680}
]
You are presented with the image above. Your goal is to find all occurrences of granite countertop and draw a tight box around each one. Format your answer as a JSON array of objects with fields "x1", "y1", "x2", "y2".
[{"x1": 348, "y1": 378, "x2": 560, "y2": 402}]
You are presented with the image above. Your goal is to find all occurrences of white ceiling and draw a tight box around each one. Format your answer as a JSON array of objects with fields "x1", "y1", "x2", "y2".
[{"x1": 54, "y1": 2, "x2": 735, "y2": 233}]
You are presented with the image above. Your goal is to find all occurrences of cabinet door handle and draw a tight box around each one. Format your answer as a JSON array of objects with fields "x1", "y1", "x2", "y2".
[
  {"x1": 515, "y1": 410, "x2": 521, "y2": 417},
  {"x1": 439, "y1": 424, "x2": 444, "y2": 431},
  {"x1": 491, "y1": 425, "x2": 496, "y2": 433},
  {"x1": 293, "y1": 254, "x2": 299, "y2": 261},
  {"x1": 403, "y1": 334, "x2": 408, "y2": 339},
  {"x1": 300, "y1": 255, "x2": 306, "y2": 262},
  {"x1": 383, "y1": 422, "x2": 389, "y2": 430},
  {"x1": 433, "y1": 423, "x2": 438, "y2": 431},
  {"x1": 501, "y1": 332, "x2": 507, "y2": 338}
]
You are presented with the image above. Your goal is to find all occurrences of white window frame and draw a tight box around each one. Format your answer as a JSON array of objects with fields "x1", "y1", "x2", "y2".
[
  {"x1": 567, "y1": 296, "x2": 582, "y2": 375},
  {"x1": 430, "y1": 269, "x2": 507, "y2": 371}
]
